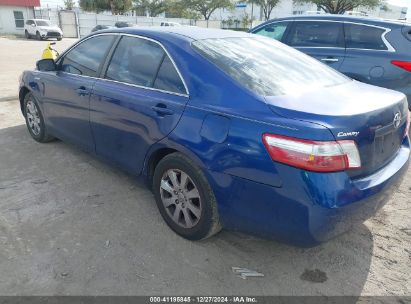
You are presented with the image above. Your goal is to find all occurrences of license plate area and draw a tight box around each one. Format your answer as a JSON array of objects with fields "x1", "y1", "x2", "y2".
[{"x1": 373, "y1": 128, "x2": 401, "y2": 167}]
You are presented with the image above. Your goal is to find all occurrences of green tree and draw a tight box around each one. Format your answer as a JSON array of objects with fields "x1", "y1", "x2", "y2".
[
  {"x1": 79, "y1": 0, "x2": 96, "y2": 11},
  {"x1": 64, "y1": 0, "x2": 75, "y2": 9},
  {"x1": 248, "y1": 0, "x2": 279, "y2": 21},
  {"x1": 111, "y1": 0, "x2": 132, "y2": 14},
  {"x1": 134, "y1": 0, "x2": 169, "y2": 16},
  {"x1": 293, "y1": 0, "x2": 381, "y2": 14},
  {"x1": 80, "y1": 0, "x2": 132, "y2": 13},
  {"x1": 180, "y1": 0, "x2": 234, "y2": 26},
  {"x1": 166, "y1": 0, "x2": 200, "y2": 19}
]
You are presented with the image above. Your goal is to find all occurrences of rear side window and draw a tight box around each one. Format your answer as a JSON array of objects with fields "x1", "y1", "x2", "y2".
[
  {"x1": 253, "y1": 22, "x2": 289, "y2": 41},
  {"x1": 344, "y1": 24, "x2": 387, "y2": 50},
  {"x1": 106, "y1": 36, "x2": 164, "y2": 87},
  {"x1": 288, "y1": 21, "x2": 343, "y2": 47},
  {"x1": 153, "y1": 56, "x2": 186, "y2": 94},
  {"x1": 60, "y1": 35, "x2": 115, "y2": 77}
]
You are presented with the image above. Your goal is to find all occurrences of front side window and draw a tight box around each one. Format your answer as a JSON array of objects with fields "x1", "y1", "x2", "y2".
[
  {"x1": 253, "y1": 22, "x2": 289, "y2": 41},
  {"x1": 106, "y1": 36, "x2": 185, "y2": 94},
  {"x1": 60, "y1": 35, "x2": 115, "y2": 77},
  {"x1": 192, "y1": 36, "x2": 349, "y2": 96},
  {"x1": 14, "y1": 11, "x2": 24, "y2": 28},
  {"x1": 344, "y1": 24, "x2": 388, "y2": 50},
  {"x1": 288, "y1": 21, "x2": 343, "y2": 47}
]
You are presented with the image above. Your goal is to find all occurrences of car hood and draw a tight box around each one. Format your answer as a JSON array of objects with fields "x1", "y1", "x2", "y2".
[{"x1": 265, "y1": 80, "x2": 409, "y2": 178}]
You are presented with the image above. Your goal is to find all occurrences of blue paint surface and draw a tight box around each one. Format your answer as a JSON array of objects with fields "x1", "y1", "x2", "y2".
[{"x1": 19, "y1": 27, "x2": 410, "y2": 246}]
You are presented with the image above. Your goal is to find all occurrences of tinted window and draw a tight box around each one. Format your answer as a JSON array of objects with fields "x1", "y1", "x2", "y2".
[
  {"x1": 14, "y1": 11, "x2": 24, "y2": 28},
  {"x1": 36, "y1": 20, "x2": 50, "y2": 26},
  {"x1": 254, "y1": 22, "x2": 289, "y2": 41},
  {"x1": 60, "y1": 35, "x2": 114, "y2": 77},
  {"x1": 192, "y1": 37, "x2": 349, "y2": 96},
  {"x1": 153, "y1": 56, "x2": 186, "y2": 94},
  {"x1": 345, "y1": 24, "x2": 387, "y2": 50},
  {"x1": 106, "y1": 36, "x2": 165, "y2": 87},
  {"x1": 288, "y1": 21, "x2": 343, "y2": 47}
]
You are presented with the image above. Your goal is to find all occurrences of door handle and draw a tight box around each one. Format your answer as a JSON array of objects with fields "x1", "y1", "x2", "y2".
[
  {"x1": 76, "y1": 86, "x2": 90, "y2": 96},
  {"x1": 321, "y1": 58, "x2": 339, "y2": 63},
  {"x1": 151, "y1": 104, "x2": 174, "y2": 116}
]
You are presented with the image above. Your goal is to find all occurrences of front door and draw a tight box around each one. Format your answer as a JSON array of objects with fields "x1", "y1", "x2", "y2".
[{"x1": 40, "y1": 34, "x2": 116, "y2": 151}]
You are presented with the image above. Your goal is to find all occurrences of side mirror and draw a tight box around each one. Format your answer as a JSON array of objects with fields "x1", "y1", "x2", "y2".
[{"x1": 36, "y1": 59, "x2": 56, "y2": 71}]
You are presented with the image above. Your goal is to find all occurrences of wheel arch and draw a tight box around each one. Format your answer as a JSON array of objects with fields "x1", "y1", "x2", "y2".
[
  {"x1": 19, "y1": 86, "x2": 31, "y2": 115},
  {"x1": 143, "y1": 142, "x2": 208, "y2": 190}
]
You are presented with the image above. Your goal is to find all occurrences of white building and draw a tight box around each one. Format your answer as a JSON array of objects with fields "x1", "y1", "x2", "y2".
[{"x1": 0, "y1": 0, "x2": 38, "y2": 35}]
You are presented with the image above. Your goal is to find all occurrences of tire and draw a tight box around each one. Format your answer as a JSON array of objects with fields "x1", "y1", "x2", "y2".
[
  {"x1": 23, "y1": 92, "x2": 54, "y2": 143},
  {"x1": 57, "y1": 37, "x2": 62, "y2": 41},
  {"x1": 153, "y1": 152, "x2": 221, "y2": 240},
  {"x1": 25, "y1": 30, "x2": 30, "y2": 39},
  {"x1": 36, "y1": 31, "x2": 41, "y2": 40}
]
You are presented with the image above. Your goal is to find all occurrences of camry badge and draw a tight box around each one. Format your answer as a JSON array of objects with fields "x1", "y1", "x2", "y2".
[
  {"x1": 337, "y1": 131, "x2": 359, "y2": 137},
  {"x1": 393, "y1": 112, "x2": 401, "y2": 129}
]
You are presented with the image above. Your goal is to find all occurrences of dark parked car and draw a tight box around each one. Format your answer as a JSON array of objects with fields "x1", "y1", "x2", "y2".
[
  {"x1": 250, "y1": 15, "x2": 411, "y2": 109},
  {"x1": 19, "y1": 27, "x2": 410, "y2": 246},
  {"x1": 91, "y1": 25, "x2": 115, "y2": 32},
  {"x1": 114, "y1": 21, "x2": 135, "y2": 28}
]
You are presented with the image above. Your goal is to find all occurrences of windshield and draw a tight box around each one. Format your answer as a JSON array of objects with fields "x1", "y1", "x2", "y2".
[
  {"x1": 192, "y1": 36, "x2": 350, "y2": 96},
  {"x1": 36, "y1": 20, "x2": 51, "y2": 26}
]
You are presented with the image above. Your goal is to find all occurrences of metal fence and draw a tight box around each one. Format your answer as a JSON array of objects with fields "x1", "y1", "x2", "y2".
[
  {"x1": 78, "y1": 12, "x2": 194, "y2": 37},
  {"x1": 34, "y1": 8, "x2": 195, "y2": 38},
  {"x1": 32, "y1": 9, "x2": 262, "y2": 38}
]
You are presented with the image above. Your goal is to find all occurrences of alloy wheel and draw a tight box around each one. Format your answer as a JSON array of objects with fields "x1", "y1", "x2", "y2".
[
  {"x1": 160, "y1": 169, "x2": 202, "y2": 229},
  {"x1": 26, "y1": 99, "x2": 41, "y2": 136}
]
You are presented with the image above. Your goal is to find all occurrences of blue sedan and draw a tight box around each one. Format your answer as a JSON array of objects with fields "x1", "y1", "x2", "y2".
[{"x1": 19, "y1": 27, "x2": 410, "y2": 246}]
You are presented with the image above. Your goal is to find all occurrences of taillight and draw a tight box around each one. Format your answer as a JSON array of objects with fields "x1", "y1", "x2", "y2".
[
  {"x1": 262, "y1": 134, "x2": 361, "y2": 172},
  {"x1": 391, "y1": 60, "x2": 411, "y2": 72},
  {"x1": 405, "y1": 110, "x2": 410, "y2": 138}
]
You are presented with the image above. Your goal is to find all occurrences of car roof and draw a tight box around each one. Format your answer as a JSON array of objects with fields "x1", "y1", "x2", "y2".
[
  {"x1": 98, "y1": 26, "x2": 252, "y2": 42},
  {"x1": 256, "y1": 14, "x2": 408, "y2": 28}
]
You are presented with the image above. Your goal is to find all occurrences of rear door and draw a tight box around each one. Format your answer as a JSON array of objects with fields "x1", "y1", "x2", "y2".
[
  {"x1": 285, "y1": 20, "x2": 345, "y2": 70},
  {"x1": 40, "y1": 34, "x2": 116, "y2": 151},
  {"x1": 90, "y1": 35, "x2": 189, "y2": 174}
]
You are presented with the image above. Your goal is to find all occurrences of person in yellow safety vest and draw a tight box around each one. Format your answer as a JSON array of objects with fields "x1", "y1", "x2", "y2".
[{"x1": 42, "y1": 42, "x2": 59, "y2": 60}]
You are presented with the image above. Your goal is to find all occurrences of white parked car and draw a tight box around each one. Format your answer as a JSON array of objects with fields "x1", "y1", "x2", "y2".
[{"x1": 25, "y1": 19, "x2": 63, "y2": 40}]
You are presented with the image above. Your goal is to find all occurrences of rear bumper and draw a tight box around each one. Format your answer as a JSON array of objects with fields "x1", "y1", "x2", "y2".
[
  {"x1": 207, "y1": 137, "x2": 410, "y2": 246},
  {"x1": 41, "y1": 32, "x2": 62, "y2": 39}
]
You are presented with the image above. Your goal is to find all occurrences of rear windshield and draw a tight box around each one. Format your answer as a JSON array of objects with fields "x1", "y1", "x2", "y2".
[
  {"x1": 36, "y1": 20, "x2": 50, "y2": 26},
  {"x1": 192, "y1": 36, "x2": 349, "y2": 96}
]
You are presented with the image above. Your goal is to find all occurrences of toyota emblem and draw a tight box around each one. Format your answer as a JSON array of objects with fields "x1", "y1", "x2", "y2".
[{"x1": 393, "y1": 112, "x2": 401, "y2": 129}]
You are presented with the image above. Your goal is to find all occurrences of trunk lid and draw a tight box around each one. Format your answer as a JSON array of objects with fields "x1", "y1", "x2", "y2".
[{"x1": 265, "y1": 81, "x2": 408, "y2": 178}]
